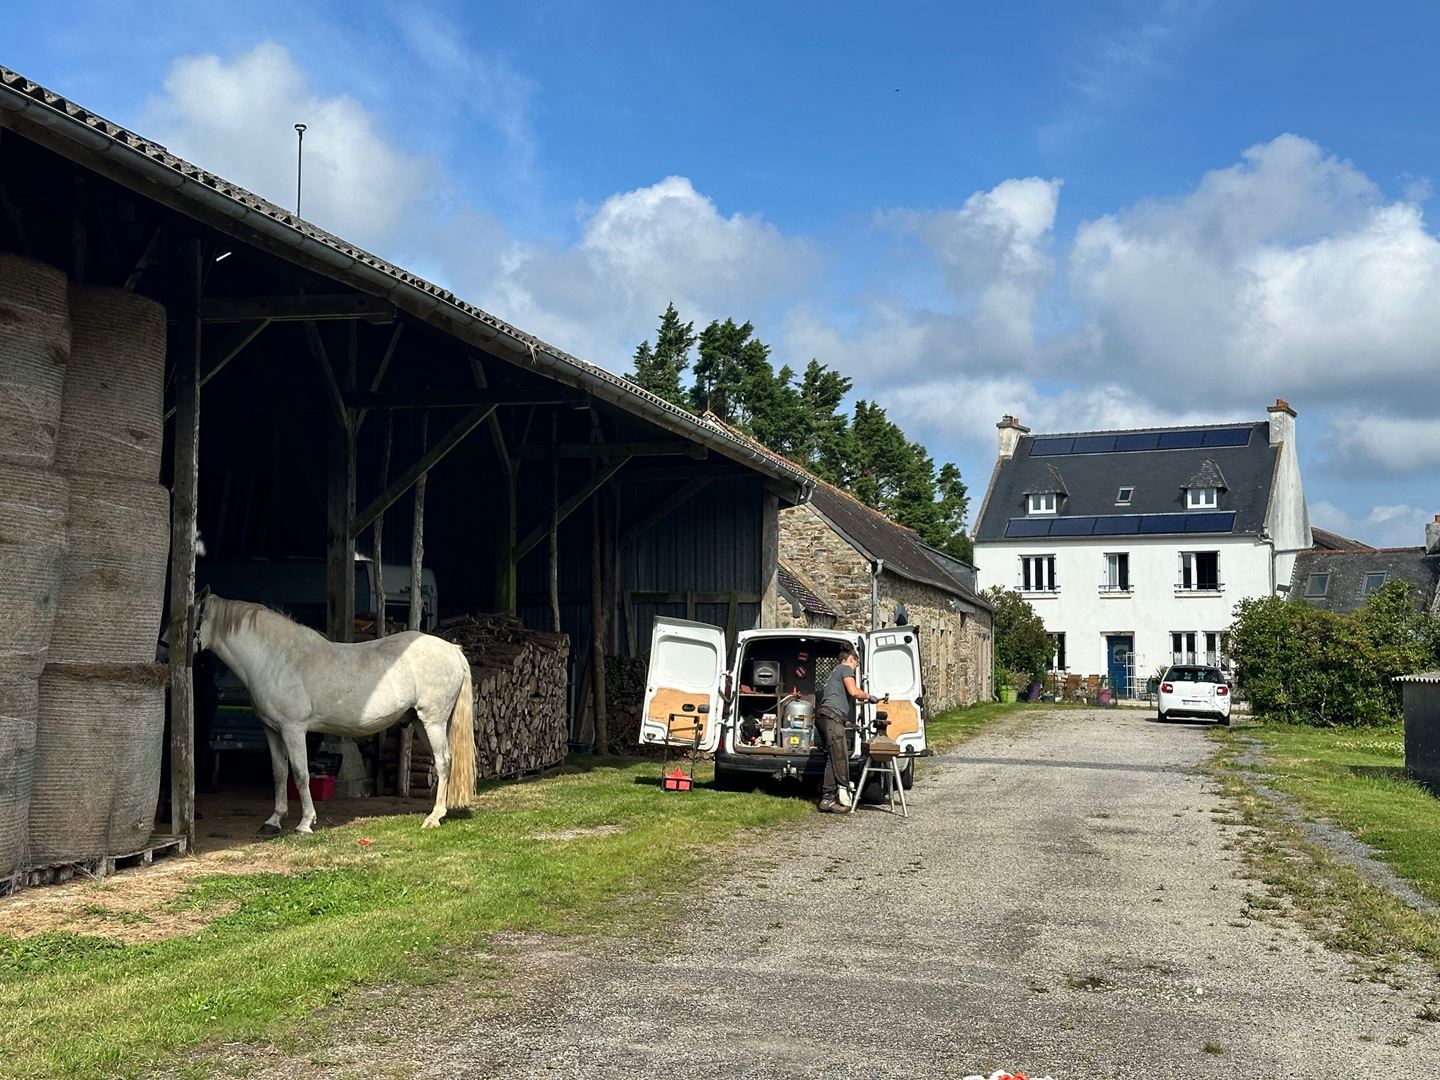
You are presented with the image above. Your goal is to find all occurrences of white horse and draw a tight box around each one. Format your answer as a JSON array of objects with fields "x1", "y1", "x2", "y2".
[{"x1": 196, "y1": 595, "x2": 476, "y2": 834}]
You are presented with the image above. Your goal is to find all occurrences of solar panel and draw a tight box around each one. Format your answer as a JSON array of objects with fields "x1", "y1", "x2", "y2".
[
  {"x1": 1202, "y1": 427, "x2": 1251, "y2": 447},
  {"x1": 1139, "y1": 514, "x2": 1189, "y2": 533},
  {"x1": 1113, "y1": 432, "x2": 1160, "y2": 451},
  {"x1": 1184, "y1": 512, "x2": 1236, "y2": 533},
  {"x1": 1049, "y1": 516, "x2": 1098, "y2": 536},
  {"x1": 1005, "y1": 518, "x2": 1053, "y2": 538},
  {"x1": 1030, "y1": 438, "x2": 1073, "y2": 456},
  {"x1": 1071, "y1": 435, "x2": 1117, "y2": 454},
  {"x1": 1157, "y1": 430, "x2": 1206, "y2": 450},
  {"x1": 1092, "y1": 516, "x2": 1142, "y2": 535}
]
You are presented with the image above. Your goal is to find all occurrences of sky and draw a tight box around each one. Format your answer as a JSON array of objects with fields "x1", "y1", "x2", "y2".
[{"x1": 8, "y1": 0, "x2": 1440, "y2": 546}]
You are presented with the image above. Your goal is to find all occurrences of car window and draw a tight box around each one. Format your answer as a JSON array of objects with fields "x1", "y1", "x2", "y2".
[{"x1": 1164, "y1": 667, "x2": 1223, "y2": 683}]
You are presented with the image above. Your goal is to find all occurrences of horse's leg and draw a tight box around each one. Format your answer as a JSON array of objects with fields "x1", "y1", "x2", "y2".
[
  {"x1": 420, "y1": 712, "x2": 450, "y2": 829},
  {"x1": 260, "y1": 723, "x2": 288, "y2": 836},
  {"x1": 280, "y1": 724, "x2": 318, "y2": 834}
]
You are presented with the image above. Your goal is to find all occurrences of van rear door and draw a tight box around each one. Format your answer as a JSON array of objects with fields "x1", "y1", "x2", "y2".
[
  {"x1": 639, "y1": 617, "x2": 727, "y2": 751},
  {"x1": 864, "y1": 627, "x2": 926, "y2": 754}
]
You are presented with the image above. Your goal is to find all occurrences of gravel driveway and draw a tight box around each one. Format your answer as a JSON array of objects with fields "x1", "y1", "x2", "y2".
[{"x1": 235, "y1": 708, "x2": 1440, "y2": 1079}]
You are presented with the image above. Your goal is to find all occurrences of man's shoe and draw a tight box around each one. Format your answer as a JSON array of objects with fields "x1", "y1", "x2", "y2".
[{"x1": 818, "y1": 798, "x2": 837, "y2": 813}]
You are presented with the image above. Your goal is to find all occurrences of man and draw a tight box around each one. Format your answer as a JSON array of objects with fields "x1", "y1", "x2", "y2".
[{"x1": 815, "y1": 645, "x2": 881, "y2": 813}]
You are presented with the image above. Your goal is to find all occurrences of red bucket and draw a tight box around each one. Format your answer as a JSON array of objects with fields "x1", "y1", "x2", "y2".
[{"x1": 287, "y1": 775, "x2": 337, "y2": 801}]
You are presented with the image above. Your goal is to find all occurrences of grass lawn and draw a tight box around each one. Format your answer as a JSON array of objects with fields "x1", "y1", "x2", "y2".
[
  {"x1": 0, "y1": 698, "x2": 1027, "y2": 1080},
  {"x1": 1213, "y1": 721, "x2": 1440, "y2": 968},
  {"x1": 0, "y1": 758, "x2": 809, "y2": 1080}
]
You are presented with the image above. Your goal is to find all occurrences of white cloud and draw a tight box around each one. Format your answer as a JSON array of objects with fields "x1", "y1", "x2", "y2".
[
  {"x1": 141, "y1": 42, "x2": 432, "y2": 252},
  {"x1": 1326, "y1": 413, "x2": 1440, "y2": 475},
  {"x1": 1309, "y1": 500, "x2": 1433, "y2": 549}
]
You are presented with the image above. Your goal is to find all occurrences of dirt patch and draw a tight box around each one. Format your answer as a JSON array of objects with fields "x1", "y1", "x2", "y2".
[{"x1": 530, "y1": 825, "x2": 625, "y2": 842}]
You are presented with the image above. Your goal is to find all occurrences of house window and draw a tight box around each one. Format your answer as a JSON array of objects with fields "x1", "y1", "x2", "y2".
[
  {"x1": 1171, "y1": 631, "x2": 1198, "y2": 665},
  {"x1": 1305, "y1": 572, "x2": 1330, "y2": 598},
  {"x1": 1186, "y1": 487, "x2": 1218, "y2": 509},
  {"x1": 1020, "y1": 555, "x2": 1057, "y2": 592},
  {"x1": 1363, "y1": 572, "x2": 1389, "y2": 595},
  {"x1": 1179, "y1": 551, "x2": 1220, "y2": 591},
  {"x1": 1204, "y1": 631, "x2": 1222, "y2": 666},
  {"x1": 1103, "y1": 552, "x2": 1131, "y2": 591},
  {"x1": 1115, "y1": 487, "x2": 1134, "y2": 506},
  {"x1": 1027, "y1": 492, "x2": 1057, "y2": 515},
  {"x1": 1047, "y1": 632, "x2": 1066, "y2": 672}
]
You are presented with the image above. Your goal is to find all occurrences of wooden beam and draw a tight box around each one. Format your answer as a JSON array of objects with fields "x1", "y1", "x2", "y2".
[
  {"x1": 590, "y1": 489, "x2": 608, "y2": 755},
  {"x1": 304, "y1": 322, "x2": 350, "y2": 434},
  {"x1": 513, "y1": 455, "x2": 629, "y2": 561},
  {"x1": 123, "y1": 227, "x2": 162, "y2": 292},
  {"x1": 519, "y1": 442, "x2": 704, "y2": 460},
  {"x1": 344, "y1": 388, "x2": 582, "y2": 409},
  {"x1": 469, "y1": 358, "x2": 514, "y2": 477},
  {"x1": 167, "y1": 236, "x2": 202, "y2": 850},
  {"x1": 618, "y1": 463, "x2": 755, "y2": 483},
  {"x1": 400, "y1": 412, "x2": 429, "y2": 799},
  {"x1": 326, "y1": 412, "x2": 357, "y2": 642},
  {"x1": 619, "y1": 478, "x2": 712, "y2": 548},
  {"x1": 162, "y1": 320, "x2": 270, "y2": 420},
  {"x1": 549, "y1": 414, "x2": 561, "y2": 634},
  {"x1": 350, "y1": 403, "x2": 495, "y2": 538},
  {"x1": 353, "y1": 322, "x2": 405, "y2": 434},
  {"x1": 202, "y1": 293, "x2": 396, "y2": 323}
]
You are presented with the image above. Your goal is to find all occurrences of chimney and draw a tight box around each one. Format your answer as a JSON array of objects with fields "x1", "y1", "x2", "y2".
[
  {"x1": 997, "y1": 414, "x2": 1030, "y2": 459},
  {"x1": 1427, "y1": 514, "x2": 1440, "y2": 556},
  {"x1": 1267, "y1": 398, "x2": 1296, "y2": 448}
]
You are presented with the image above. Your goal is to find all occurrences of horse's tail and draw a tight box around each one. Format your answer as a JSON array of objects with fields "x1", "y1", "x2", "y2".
[{"x1": 446, "y1": 657, "x2": 477, "y2": 809}]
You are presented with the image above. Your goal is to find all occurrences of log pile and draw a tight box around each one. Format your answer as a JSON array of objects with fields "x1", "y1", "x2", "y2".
[
  {"x1": 604, "y1": 656, "x2": 648, "y2": 753},
  {"x1": 395, "y1": 614, "x2": 570, "y2": 793}
]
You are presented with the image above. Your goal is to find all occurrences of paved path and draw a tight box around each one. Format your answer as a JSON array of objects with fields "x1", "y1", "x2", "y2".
[{"x1": 245, "y1": 708, "x2": 1440, "y2": 1079}]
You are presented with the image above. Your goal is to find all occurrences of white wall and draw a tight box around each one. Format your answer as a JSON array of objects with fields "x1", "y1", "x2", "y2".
[{"x1": 974, "y1": 535, "x2": 1274, "y2": 677}]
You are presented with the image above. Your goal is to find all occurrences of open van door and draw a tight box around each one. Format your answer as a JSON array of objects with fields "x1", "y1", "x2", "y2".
[
  {"x1": 639, "y1": 617, "x2": 727, "y2": 751},
  {"x1": 864, "y1": 627, "x2": 925, "y2": 755}
]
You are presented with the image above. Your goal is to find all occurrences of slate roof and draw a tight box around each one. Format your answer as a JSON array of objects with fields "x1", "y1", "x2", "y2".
[
  {"x1": 776, "y1": 564, "x2": 839, "y2": 618},
  {"x1": 1022, "y1": 463, "x2": 1069, "y2": 496},
  {"x1": 1288, "y1": 548, "x2": 1440, "y2": 615},
  {"x1": 974, "y1": 421, "x2": 1277, "y2": 543},
  {"x1": 700, "y1": 414, "x2": 991, "y2": 610},
  {"x1": 0, "y1": 66, "x2": 810, "y2": 497},
  {"x1": 1311, "y1": 527, "x2": 1375, "y2": 552},
  {"x1": 1182, "y1": 459, "x2": 1229, "y2": 491}
]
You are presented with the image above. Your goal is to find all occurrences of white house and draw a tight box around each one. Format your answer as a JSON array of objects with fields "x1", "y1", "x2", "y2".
[{"x1": 972, "y1": 400, "x2": 1311, "y2": 693}]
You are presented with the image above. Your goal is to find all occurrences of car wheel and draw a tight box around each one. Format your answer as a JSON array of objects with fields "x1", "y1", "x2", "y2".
[
  {"x1": 1156, "y1": 710, "x2": 1168, "y2": 723},
  {"x1": 712, "y1": 766, "x2": 752, "y2": 792},
  {"x1": 1219, "y1": 715, "x2": 1231, "y2": 727},
  {"x1": 899, "y1": 761, "x2": 915, "y2": 790}
]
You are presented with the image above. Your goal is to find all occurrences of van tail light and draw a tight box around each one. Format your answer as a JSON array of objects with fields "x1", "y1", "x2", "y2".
[
  {"x1": 1217, "y1": 686, "x2": 1229, "y2": 696},
  {"x1": 1161, "y1": 683, "x2": 1173, "y2": 694}
]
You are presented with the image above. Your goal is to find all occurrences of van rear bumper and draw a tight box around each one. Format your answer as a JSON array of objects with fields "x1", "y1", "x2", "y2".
[{"x1": 716, "y1": 744, "x2": 863, "y2": 782}]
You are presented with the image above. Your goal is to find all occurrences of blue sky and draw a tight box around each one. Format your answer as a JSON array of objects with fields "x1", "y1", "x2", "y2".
[{"x1": 9, "y1": 1, "x2": 1440, "y2": 545}]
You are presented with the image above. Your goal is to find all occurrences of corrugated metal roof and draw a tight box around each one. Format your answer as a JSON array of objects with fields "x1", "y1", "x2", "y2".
[
  {"x1": 1395, "y1": 671, "x2": 1440, "y2": 684},
  {"x1": 0, "y1": 65, "x2": 810, "y2": 498}
]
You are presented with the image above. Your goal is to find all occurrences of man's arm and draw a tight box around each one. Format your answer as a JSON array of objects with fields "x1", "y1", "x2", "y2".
[{"x1": 842, "y1": 674, "x2": 880, "y2": 705}]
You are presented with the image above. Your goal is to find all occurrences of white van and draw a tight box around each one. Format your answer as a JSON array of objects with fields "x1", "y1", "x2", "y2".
[{"x1": 639, "y1": 618, "x2": 927, "y2": 793}]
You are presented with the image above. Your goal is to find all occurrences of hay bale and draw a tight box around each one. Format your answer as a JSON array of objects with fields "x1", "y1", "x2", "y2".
[
  {"x1": 0, "y1": 254, "x2": 69, "y2": 468},
  {"x1": 47, "y1": 476, "x2": 169, "y2": 665},
  {"x1": 0, "y1": 464, "x2": 69, "y2": 675},
  {"x1": 1, "y1": 713, "x2": 36, "y2": 883},
  {"x1": 55, "y1": 285, "x2": 165, "y2": 483},
  {"x1": 27, "y1": 663, "x2": 166, "y2": 865}
]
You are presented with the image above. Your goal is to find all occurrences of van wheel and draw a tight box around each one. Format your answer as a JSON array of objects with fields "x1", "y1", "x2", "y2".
[
  {"x1": 899, "y1": 761, "x2": 915, "y2": 790},
  {"x1": 712, "y1": 767, "x2": 752, "y2": 792}
]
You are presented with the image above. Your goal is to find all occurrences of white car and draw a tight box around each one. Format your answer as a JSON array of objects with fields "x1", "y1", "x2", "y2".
[{"x1": 1157, "y1": 665, "x2": 1232, "y2": 725}]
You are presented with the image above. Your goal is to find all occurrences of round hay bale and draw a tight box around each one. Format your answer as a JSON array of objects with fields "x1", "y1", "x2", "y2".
[
  {"x1": 48, "y1": 476, "x2": 169, "y2": 665},
  {"x1": 0, "y1": 464, "x2": 69, "y2": 675},
  {"x1": 0, "y1": 672, "x2": 38, "y2": 725},
  {"x1": 28, "y1": 663, "x2": 167, "y2": 866},
  {"x1": 55, "y1": 285, "x2": 165, "y2": 483},
  {"x1": 0, "y1": 254, "x2": 70, "y2": 469},
  {"x1": 1, "y1": 713, "x2": 36, "y2": 882}
]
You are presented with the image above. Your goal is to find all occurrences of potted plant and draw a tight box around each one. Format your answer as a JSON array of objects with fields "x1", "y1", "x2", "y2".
[{"x1": 997, "y1": 666, "x2": 1019, "y2": 703}]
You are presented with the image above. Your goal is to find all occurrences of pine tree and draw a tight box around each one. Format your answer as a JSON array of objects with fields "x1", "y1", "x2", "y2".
[{"x1": 627, "y1": 303, "x2": 695, "y2": 409}]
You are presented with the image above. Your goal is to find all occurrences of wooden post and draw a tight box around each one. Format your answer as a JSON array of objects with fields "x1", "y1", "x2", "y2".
[
  {"x1": 167, "y1": 237, "x2": 202, "y2": 848},
  {"x1": 759, "y1": 491, "x2": 780, "y2": 629},
  {"x1": 373, "y1": 413, "x2": 393, "y2": 638},
  {"x1": 325, "y1": 350, "x2": 356, "y2": 642},
  {"x1": 590, "y1": 491, "x2": 608, "y2": 755},
  {"x1": 549, "y1": 414, "x2": 561, "y2": 634},
  {"x1": 497, "y1": 469, "x2": 517, "y2": 615},
  {"x1": 400, "y1": 412, "x2": 428, "y2": 798}
]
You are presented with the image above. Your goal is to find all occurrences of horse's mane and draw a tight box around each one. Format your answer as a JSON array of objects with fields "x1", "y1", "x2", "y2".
[{"x1": 206, "y1": 597, "x2": 326, "y2": 648}]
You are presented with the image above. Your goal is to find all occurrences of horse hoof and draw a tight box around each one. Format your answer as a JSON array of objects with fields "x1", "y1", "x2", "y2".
[
  {"x1": 421, "y1": 818, "x2": 441, "y2": 829},
  {"x1": 296, "y1": 825, "x2": 314, "y2": 835},
  {"x1": 258, "y1": 823, "x2": 282, "y2": 837}
]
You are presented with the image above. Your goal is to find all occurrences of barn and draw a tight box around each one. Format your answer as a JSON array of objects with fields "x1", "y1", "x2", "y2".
[{"x1": 0, "y1": 65, "x2": 809, "y2": 890}]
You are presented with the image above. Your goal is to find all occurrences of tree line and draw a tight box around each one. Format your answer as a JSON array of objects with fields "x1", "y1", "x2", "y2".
[{"x1": 627, "y1": 303, "x2": 972, "y2": 560}]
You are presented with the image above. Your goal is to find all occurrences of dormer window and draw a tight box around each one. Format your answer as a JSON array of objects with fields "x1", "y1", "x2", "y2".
[
  {"x1": 1186, "y1": 487, "x2": 1218, "y2": 509},
  {"x1": 1027, "y1": 492, "x2": 1057, "y2": 515},
  {"x1": 1115, "y1": 487, "x2": 1134, "y2": 506}
]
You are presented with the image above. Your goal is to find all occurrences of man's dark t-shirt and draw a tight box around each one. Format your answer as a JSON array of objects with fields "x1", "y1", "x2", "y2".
[{"x1": 820, "y1": 661, "x2": 858, "y2": 726}]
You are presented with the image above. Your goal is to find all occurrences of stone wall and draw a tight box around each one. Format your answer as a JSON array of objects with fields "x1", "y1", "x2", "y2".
[{"x1": 777, "y1": 505, "x2": 993, "y2": 712}]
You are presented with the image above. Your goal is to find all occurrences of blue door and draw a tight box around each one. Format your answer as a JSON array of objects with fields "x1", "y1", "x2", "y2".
[{"x1": 1106, "y1": 635, "x2": 1133, "y2": 698}]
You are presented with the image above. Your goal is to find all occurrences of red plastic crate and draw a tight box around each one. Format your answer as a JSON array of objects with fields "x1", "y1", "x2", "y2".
[
  {"x1": 661, "y1": 769, "x2": 693, "y2": 792},
  {"x1": 286, "y1": 775, "x2": 337, "y2": 801}
]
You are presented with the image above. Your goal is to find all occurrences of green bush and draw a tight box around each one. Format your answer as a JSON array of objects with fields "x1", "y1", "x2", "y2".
[
  {"x1": 985, "y1": 586, "x2": 1051, "y2": 686},
  {"x1": 1229, "y1": 581, "x2": 1439, "y2": 725}
]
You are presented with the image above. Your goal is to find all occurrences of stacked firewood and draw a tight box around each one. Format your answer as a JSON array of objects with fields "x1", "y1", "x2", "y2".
[
  {"x1": 397, "y1": 614, "x2": 570, "y2": 792},
  {"x1": 604, "y1": 656, "x2": 649, "y2": 752}
]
